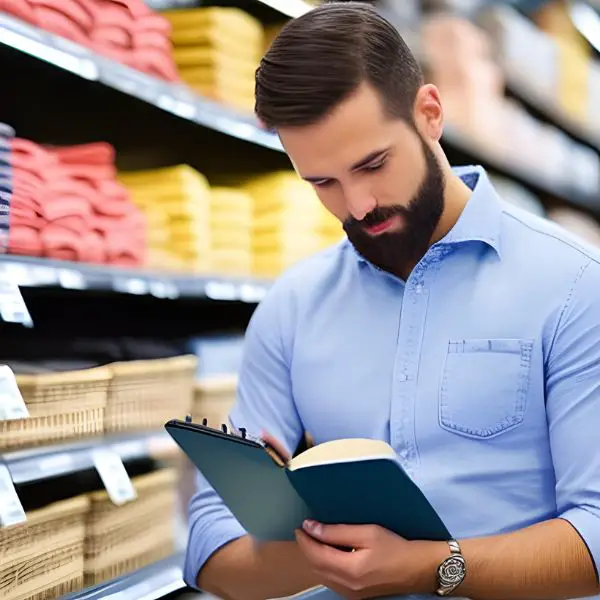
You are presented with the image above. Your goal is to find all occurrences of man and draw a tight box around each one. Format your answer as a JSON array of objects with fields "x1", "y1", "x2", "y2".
[{"x1": 184, "y1": 3, "x2": 600, "y2": 599}]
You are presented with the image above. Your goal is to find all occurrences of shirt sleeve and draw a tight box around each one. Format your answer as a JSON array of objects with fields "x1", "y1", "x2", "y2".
[
  {"x1": 546, "y1": 258, "x2": 600, "y2": 580},
  {"x1": 183, "y1": 280, "x2": 305, "y2": 589}
]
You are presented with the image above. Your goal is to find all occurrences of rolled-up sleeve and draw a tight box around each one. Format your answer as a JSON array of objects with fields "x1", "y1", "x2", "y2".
[
  {"x1": 546, "y1": 258, "x2": 600, "y2": 578},
  {"x1": 183, "y1": 471, "x2": 247, "y2": 589},
  {"x1": 183, "y1": 278, "x2": 304, "y2": 589}
]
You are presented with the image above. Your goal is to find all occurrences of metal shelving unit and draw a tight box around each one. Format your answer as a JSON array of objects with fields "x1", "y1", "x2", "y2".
[
  {"x1": 0, "y1": 255, "x2": 270, "y2": 303},
  {"x1": 1, "y1": 9, "x2": 598, "y2": 218},
  {"x1": 1, "y1": 430, "x2": 177, "y2": 485},
  {"x1": 61, "y1": 553, "x2": 188, "y2": 600}
]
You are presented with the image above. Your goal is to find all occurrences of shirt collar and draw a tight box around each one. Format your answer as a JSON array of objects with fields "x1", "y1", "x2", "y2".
[
  {"x1": 442, "y1": 164, "x2": 502, "y2": 258},
  {"x1": 346, "y1": 164, "x2": 503, "y2": 266}
]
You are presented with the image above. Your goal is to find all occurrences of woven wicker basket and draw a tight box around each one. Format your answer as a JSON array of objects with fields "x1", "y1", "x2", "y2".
[
  {"x1": 1, "y1": 367, "x2": 110, "y2": 451},
  {"x1": 193, "y1": 374, "x2": 238, "y2": 428},
  {"x1": 84, "y1": 468, "x2": 177, "y2": 586},
  {"x1": 0, "y1": 495, "x2": 89, "y2": 600},
  {"x1": 105, "y1": 356, "x2": 197, "y2": 433}
]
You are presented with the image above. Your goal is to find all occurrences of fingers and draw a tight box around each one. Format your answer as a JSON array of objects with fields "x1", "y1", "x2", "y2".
[
  {"x1": 295, "y1": 528, "x2": 356, "y2": 572},
  {"x1": 260, "y1": 431, "x2": 291, "y2": 462},
  {"x1": 295, "y1": 529, "x2": 367, "y2": 596},
  {"x1": 302, "y1": 520, "x2": 379, "y2": 549}
]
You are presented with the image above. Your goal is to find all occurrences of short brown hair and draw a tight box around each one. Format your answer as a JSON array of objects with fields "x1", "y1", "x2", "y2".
[{"x1": 255, "y1": 1, "x2": 424, "y2": 130}]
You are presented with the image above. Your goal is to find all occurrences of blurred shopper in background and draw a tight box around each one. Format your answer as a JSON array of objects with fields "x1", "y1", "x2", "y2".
[{"x1": 184, "y1": 3, "x2": 600, "y2": 599}]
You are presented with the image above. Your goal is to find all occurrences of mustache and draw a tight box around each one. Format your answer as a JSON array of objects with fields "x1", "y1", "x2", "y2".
[{"x1": 344, "y1": 205, "x2": 408, "y2": 230}]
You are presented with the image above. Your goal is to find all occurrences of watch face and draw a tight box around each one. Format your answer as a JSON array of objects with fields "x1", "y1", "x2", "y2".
[{"x1": 438, "y1": 555, "x2": 466, "y2": 587}]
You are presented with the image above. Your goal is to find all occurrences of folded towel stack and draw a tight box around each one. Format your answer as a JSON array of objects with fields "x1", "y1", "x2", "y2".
[
  {"x1": 0, "y1": 0, "x2": 179, "y2": 82},
  {"x1": 118, "y1": 165, "x2": 254, "y2": 275},
  {"x1": 7, "y1": 130, "x2": 147, "y2": 265},
  {"x1": 209, "y1": 186, "x2": 253, "y2": 276},
  {"x1": 118, "y1": 164, "x2": 213, "y2": 272},
  {"x1": 0, "y1": 123, "x2": 15, "y2": 253},
  {"x1": 162, "y1": 7, "x2": 264, "y2": 113},
  {"x1": 242, "y1": 171, "x2": 343, "y2": 278}
]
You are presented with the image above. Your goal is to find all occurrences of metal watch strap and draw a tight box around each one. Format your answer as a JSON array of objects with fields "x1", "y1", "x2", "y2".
[{"x1": 435, "y1": 539, "x2": 466, "y2": 597}]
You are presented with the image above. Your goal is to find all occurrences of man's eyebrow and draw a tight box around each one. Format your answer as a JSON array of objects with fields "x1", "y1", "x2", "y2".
[
  {"x1": 350, "y1": 147, "x2": 391, "y2": 170},
  {"x1": 302, "y1": 147, "x2": 391, "y2": 183}
]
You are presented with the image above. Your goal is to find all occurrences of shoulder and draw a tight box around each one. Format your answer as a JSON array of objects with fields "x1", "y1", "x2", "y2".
[
  {"x1": 246, "y1": 239, "x2": 355, "y2": 334},
  {"x1": 498, "y1": 202, "x2": 600, "y2": 345},
  {"x1": 498, "y1": 200, "x2": 600, "y2": 283}
]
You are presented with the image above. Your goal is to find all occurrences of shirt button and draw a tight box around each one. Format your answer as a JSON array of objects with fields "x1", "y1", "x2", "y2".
[
  {"x1": 397, "y1": 373, "x2": 407, "y2": 382},
  {"x1": 415, "y1": 284, "x2": 423, "y2": 294}
]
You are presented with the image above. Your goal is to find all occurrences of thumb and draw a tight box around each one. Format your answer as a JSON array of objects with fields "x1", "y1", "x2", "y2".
[
  {"x1": 302, "y1": 520, "x2": 367, "y2": 549},
  {"x1": 260, "y1": 432, "x2": 291, "y2": 462}
]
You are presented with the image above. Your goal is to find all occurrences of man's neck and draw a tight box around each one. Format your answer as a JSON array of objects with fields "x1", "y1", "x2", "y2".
[
  {"x1": 431, "y1": 171, "x2": 473, "y2": 245},
  {"x1": 397, "y1": 172, "x2": 473, "y2": 281}
]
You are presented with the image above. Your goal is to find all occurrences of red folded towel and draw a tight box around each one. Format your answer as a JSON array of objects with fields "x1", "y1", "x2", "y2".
[
  {"x1": 0, "y1": 0, "x2": 38, "y2": 24},
  {"x1": 1, "y1": 0, "x2": 179, "y2": 82},
  {"x1": 106, "y1": 0, "x2": 152, "y2": 20},
  {"x1": 34, "y1": 6, "x2": 91, "y2": 45},
  {"x1": 133, "y1": 30, "x2": 172, "y2": 52},
  {"x1": 126, "y1": 48, "x2": 180, "y2": 82},
  {"x1": 12, "y1": 138, "x2": 57, "y2": 167},
  {"x1": 134, "y1": 13, "x2": 171, "y2": 35},
  {"x1": 8, "y1": 131, "x2": 148, "y2": 267},
  {"x1": 91, "y1": 24, "x2": 131, "y2": 48},
  {"x1": 50, "y1": 141, "x2": 116, "y2": 165},
  {"x1": 27, "y1": 0, "x2": 94, "y2": 30},
  {"x1": 9, "y1": 189, "x2": 42, "y2": 215},
  {"x1": 81, "y1": 229, "x2": 106, "y2": 263},
  {"x1": 40, "y1": 222, "x2": 88, "y2": 261},
  {"x1": 8, "y1": 225, "x2": 44, "y2": 256}
]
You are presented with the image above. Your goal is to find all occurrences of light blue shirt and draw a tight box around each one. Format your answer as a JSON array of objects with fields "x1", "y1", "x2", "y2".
[{"x1": 184, "y1": 165, "x2": 600, "y2": 600}]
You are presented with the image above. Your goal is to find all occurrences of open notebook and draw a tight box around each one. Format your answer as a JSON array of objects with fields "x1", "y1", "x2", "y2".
[{"x1": 165, "y1": 418, "x2": 451, "y2": 543}]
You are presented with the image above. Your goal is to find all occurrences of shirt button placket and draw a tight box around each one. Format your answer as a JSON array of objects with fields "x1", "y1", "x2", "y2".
[{"x1": 390, "y1": 263, "x2": 430, "y2": 474}]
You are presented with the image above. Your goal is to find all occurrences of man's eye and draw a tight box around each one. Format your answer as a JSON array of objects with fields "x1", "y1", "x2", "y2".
[
  {"x1": 313, "y1": 179, "x2": 333, "y2": 187},
  {"x1": 365, "y1": 160, "x2": 385, "y2": 171}
]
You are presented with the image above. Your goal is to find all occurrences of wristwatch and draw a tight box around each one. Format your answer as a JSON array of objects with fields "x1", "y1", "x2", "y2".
[{"x1": 435, "y1": 539, "x2": 467, "y2": 596}]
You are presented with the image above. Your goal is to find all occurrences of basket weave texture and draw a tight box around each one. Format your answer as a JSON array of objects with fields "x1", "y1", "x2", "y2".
[
  {"x1": 105, "y1": 355, "x2": 197, "y2": 433},
  {"x1": 1, "y1": 356, "x2": 197, "y2": 450},
  {"x1": 1, "y1": 367, "x2": 110, "y2": 451},
  {"x1": 84, "y1": 467, "x2": 177, "y2": 586},
  {"x1": 0, "y1": 496, "x2": 89, "y2": 600}
]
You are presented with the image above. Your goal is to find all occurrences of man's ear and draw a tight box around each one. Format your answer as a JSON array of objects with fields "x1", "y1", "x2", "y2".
[{"x1": 413, "y1": 83, "x2": 444, "y2": 143}]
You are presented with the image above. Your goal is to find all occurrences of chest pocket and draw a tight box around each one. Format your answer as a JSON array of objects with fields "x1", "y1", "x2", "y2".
[{"x1": 439, "y1": 338, "x2": 534, "y2": 439}]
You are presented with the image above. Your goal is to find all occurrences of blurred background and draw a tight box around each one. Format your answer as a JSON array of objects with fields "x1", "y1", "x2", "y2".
[{"x1": 0, "y1": 0, "x2": 599, "y2": 598}]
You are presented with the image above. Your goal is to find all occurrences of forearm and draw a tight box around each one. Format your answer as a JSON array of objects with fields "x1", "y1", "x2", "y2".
[
  {"x1": 198, "y1": 535, "x2": 321, "y2": 600},
  {"x1": 457, "y1": 518, "x2": 598, "y2": 600}
]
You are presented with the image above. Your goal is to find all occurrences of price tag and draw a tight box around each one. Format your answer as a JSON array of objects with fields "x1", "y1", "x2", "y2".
[
  {"x1": 92, "y1": 449, "x2": 137, "y2": 506},
  {"x1": 113, "y1": 277, "x2": 149, "y2": 295},
  {"x1": 157, "y1": 94, "x2": 196, "y2": 120},
  {"x1": 149, "y1": 279, "x2": 179, "y2": 299},
  {"x1": 204, "y1": 280, "x2": 239, "y2": 301},
  {"x1": 0, "y1": 268, "x2": 32, "y2": 326},
  {"x1": 57, "y1": 268, "x2": 86, "y2": 290},
  {"x1": 0, "y1": 464, "x2": 26, "y2": 527},
  {"x1": 239, "y1": 283, "x2": 267, "y2": 303},
  {"x1": 0, "y1": 365, "x2": 29, "y2": 421}
]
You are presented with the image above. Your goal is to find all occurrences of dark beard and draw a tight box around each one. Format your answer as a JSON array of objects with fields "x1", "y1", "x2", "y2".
[{"x1": 343, "y1": 138, "x2": 445, "y2": 279}]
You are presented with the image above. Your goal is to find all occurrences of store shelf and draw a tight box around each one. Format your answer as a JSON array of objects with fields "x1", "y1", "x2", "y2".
[
  {"x1": 61, "y1": 552, "x2": 187, "y2": 600},
  {"x1": 2, "y1": 430, "x2": 178, "y2": 485},
  {"x1": 442, "y1": 123, "x2": 600, "y2": 214},
  {"x1": 1, "y1": 9, "x2": 599, "y2": 215},
  {"x1": 0, "y1": 11, "x2": 282, "y2": 152},
  {"x1": 505, "y1": 71, "x2": 600, "y2": 152},
  {"x1": 0, "y1": 255, "x2": 270, "y2": 302}
]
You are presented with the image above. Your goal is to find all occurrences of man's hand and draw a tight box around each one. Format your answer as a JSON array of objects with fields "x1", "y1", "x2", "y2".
[{"x1": 294, "y1": 520, "x2": 446, "y2": 599}]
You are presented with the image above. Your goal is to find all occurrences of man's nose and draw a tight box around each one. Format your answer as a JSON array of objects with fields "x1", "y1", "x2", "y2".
[{"x1": 344, "y1": 184, "x2": 376, "y2": 221}]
